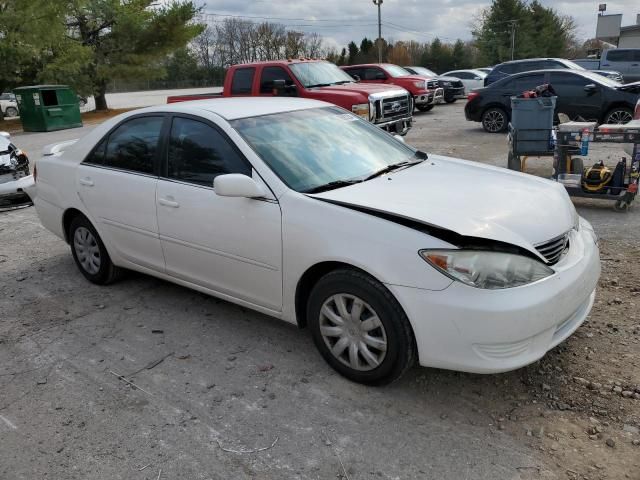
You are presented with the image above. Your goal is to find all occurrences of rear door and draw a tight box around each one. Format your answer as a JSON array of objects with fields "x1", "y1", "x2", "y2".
[{"x1": 76, "y1": 115, "x2": 166, "y2": 271}]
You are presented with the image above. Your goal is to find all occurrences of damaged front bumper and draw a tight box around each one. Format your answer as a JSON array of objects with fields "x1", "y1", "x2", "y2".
[{"x1": 0, "y1": 173, "x2": 34, "y2": 210}]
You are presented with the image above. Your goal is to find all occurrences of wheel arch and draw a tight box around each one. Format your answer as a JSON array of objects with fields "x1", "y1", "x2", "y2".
[
  {"x1": 62, "y1": 207, "x2": 88, "y2": 244},
  {"x1": 295, "y1": 261, "x2": 381, "y2": 329},
  {"x1": 600, "y1": 102, "x2": 634, "y2": 123}
]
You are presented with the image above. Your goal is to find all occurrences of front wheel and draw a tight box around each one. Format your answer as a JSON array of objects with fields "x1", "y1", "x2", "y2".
[
  {"x1": 307, "y1": 269, "x2": 416, "y2": 385},
  {"x1": 69, "y1": 215, "x2": 122, "y2": 284},
  {"x1": 444, "y1": 96, "x2": 457, "y2": 104},
  {"x1": 604, "y1": 107, "x2": 633, "y2": 125},
  {"x1": 416, "y1": 104, "x2": 434, "y2": 112},
  {"x1": 5, "y1": 107, "x2": 18, "y2": 117},
  {"x1": 482, "y1": 107, "x2": 508, "y2": 133}
]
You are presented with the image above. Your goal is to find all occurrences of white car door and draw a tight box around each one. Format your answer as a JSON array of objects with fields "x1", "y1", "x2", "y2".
[
  {"x1": 76, "y1": 115, "x2": 166, "y2": 271},
  {"x1": 156, "y1": 115, "x2": 283, "y2": 311}
]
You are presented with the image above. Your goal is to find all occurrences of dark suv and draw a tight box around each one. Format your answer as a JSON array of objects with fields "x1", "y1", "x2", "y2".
[{"x1": 485, "y1": 58, "x2": 594, "y2": 86}]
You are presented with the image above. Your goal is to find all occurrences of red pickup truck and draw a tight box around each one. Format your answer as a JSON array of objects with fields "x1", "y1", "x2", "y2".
[
  {"x1": 167, "y1": 59, "x2": 413, "y2": 135},
  {"x1": 341, "y1": 64, "x2": 445, "y2": 112}
]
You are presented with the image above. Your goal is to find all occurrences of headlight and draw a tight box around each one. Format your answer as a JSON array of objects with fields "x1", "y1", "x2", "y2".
[
  {"x1": 419, "y1": 249, "x2": 554, "y2": 289},
  {"x1": 351, "y1": 103, "x2": 369, "y2": 120},
  {"x1": 413, "y1": 81, "x2": 426, "y2": 89}
]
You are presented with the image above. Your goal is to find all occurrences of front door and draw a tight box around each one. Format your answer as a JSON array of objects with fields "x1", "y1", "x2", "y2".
[
  {"x1": 76, "y1": 115, "x2": 166, "y2": 271},
  {"x1": 549, "y1": 72, "x2": 602, "y2": 122},
  {"x1": 156, "y1": 115, "x2": 283, "y2": 311}
]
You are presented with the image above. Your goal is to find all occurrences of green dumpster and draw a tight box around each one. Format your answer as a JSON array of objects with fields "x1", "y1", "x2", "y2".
[{"x1": 13, "y1": 85, "x2": 82, "y2": 132}]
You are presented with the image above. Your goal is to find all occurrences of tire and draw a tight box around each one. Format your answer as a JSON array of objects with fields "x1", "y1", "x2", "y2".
[
  {"x1": 507, "y1": 151, "x2": 521, "y2": 171},
  {"x1": 604, "y1": 107, "x2": 633, "y2": 125},
  {"x1": 482, "y1": 107, "x2": 508, "y2": 133},
  {"x1": 444, "y1": 96, "x2": 457, "y2": 104},
  {"x1": 5, "y1": 107, "x2": 18, "y2": 117},
  {"x1": 307, "y1": 269, "x2": 416, "y2": 385},
  {"x1": 68, "y1": 215, "x2": 122, "y2": 285},
  {"x1": 416, "y1": 104, "x2": 434, "y2": 112},
  {"x1": 78, "y1": 97, "x2": 87, "y2": 107}
]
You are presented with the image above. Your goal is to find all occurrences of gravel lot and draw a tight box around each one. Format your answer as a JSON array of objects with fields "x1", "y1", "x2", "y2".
[{"x1": 1, "y1": 100, "x2": 639, "y2": 480}]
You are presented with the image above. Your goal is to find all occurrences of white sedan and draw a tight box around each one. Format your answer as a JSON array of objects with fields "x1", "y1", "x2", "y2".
[
  {"x1": 30, "y1": 98, "x2": 600, "y2": 385},
  {"x1": 441, "y1": 69, "x2": 488, "y2": 92}
]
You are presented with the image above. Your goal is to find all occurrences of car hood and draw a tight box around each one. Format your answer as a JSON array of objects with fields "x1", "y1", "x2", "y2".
[
  {"x1": 437, "y1": 76, "x2": 463, "y2": 83},
  {"x1": 617, "y1": 81, "x2": 640, "y2": 93},
  {"x1": 314, "y1": 83, "x2": 407, "y2": 96},
  {"x1": 310, "y1": 155, "x2": 575, "y2": 258}
]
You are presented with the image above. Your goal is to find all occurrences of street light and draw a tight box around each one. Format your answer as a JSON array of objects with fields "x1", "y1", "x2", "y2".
[{"x1": 373, "y1": 0, "x2": 383, "y2": 63}]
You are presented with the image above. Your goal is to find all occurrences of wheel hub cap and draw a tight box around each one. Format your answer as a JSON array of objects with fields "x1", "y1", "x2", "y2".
[
  {"x1": 74, "y1": 227, "x2": 101, "y2": 274},
  {"x1": 319, "y1": 294, "x2": 388, "y2": 372}
]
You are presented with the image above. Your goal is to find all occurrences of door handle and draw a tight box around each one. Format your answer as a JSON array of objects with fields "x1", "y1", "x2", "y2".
[
  {"x1": 158, "y1": 197, "x2": 179, "y2": 208},
  {"x1": 79, "y1": 177, "x2": 94, "y2": 187}
]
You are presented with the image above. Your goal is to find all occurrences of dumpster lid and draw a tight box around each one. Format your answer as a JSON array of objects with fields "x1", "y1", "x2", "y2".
[{"x1": 13, "y1": 85, "x2": 69, "y2": 91}]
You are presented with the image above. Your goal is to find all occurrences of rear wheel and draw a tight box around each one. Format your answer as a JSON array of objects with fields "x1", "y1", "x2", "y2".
[
  {"x1": 604, "y1": 107, "x2": 633, "y2": 125},
  {"x1": 69, "y1": 215, "x2": 122, "y2": 284},
  {"x1": 307, "y1": 269, "x2": 416, "y2": 385},
  {"x1": 5, "y1": 107, "x2": 18, "y2": 117},
  {"x1": 416, "y1": 104, "x2": 434, "y2": 112},
  {"x1": 482, "y1": 107, "x2": 508, "y2": 133}
]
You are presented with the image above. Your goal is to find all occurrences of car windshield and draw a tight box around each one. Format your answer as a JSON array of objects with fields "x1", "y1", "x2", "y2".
[
  {"x1": 231, "y1": 107, "x2": 419, "y2": 193},
  {"x1": 384, "y1": 64, "x2": 412, "y2": 77},
  {"x1": 410, "y1": 67, "x2": 437, "y2": 77},
  {"x1": 579, "y1": 70, "x2": 622, "y2": 87},
  {"x1": 289, "y1": 62, "x2": 355, "y2": 87},
  {"x1": 561, "y1": 59, "x2": 586, "y2": 71}
]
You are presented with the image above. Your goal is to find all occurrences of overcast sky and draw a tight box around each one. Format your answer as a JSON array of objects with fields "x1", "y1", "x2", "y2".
[{"x1": 200, "y1": 0, "x2": 639, "y2": 50}]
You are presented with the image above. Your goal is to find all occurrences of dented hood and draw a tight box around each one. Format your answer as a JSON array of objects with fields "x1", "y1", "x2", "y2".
[{"x1": 311, "y1": 155, "x2": 576, "y2": 256}]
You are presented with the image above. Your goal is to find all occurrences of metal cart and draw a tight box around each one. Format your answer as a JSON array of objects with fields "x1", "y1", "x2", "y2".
[{"x1": 507, "y1": 122, "x2": 640, "y2": 210}]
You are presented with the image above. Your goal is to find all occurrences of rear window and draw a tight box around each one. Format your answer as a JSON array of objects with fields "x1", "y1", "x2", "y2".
[
  {"x1": 606, "y1": 50, "x2": 634, "y2": 62},
  {"x1": 231, "y1": 68, "x2": 255, "y2": 95}
]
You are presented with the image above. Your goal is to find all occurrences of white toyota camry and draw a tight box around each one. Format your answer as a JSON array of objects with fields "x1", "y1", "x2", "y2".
[{"x1": 30, "y1": 97, "x2": 600, "y2": 385}]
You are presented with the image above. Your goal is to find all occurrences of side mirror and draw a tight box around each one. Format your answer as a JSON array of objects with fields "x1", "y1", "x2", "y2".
[
  {"x1": 353, "y1": 74, "x2": 361, "y2": 82},
  {"x1": 214, "y1": 174, "x2": 265, "y2": 198},
  {"x1": 273, "y1": 79, "x2": 297, "y2": 96},
  {"x1": 474, "y1": 76, "x2": 483, "y2": 80},
  {"x1": 584, "y1": 83, "x2": 597, "y2": 93},
  {"x1": 0, "y1": 131, "x2": 10, "y2": 140}
]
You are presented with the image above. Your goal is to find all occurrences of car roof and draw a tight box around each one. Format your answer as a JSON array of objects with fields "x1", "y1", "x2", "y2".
[
  {"x1": 137, "y1": 97, "x2": 330, "y2": 121},
  {"x1": 232, "y1": 59, "x2": 327, "y2": 68},
  {"x1": 496, "y1": 58, "x2": 567, "y2": 66}
]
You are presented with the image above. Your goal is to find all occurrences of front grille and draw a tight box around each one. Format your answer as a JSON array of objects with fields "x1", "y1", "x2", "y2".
[
  {"x1": 535, "y1": 233, "x2": 570, "y2": 265},
  {"x1": 380, "y1": 94, "x2": 411, "y2": 120},
  {"x1": 426, "y1": 79, "x2": 439, "y2": 90}
]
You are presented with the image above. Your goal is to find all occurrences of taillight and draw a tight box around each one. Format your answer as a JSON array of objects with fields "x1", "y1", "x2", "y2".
[
  {"x1": 33, "y1": 163, "x2": 37, "y2": 182},
  {"x1": 634, "y1": 100, "x2": 640, "y2": 120},
  {"x1": 467, "y1": 91, "x2": 480, "y2": 102}
]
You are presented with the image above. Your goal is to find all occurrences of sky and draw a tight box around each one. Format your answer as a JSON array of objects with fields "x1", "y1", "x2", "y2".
[{"x1": 199, "y1": 0, "x2": 639, "y2": 50}]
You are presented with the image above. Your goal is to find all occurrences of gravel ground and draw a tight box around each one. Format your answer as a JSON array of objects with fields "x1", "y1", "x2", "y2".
[{"x1": 1, "y1": 100, "x2": 639, "y2": 480}]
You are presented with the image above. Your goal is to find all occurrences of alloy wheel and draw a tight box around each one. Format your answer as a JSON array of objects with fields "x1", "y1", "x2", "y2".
[
  {"x1": 606, "y1": 110, "x2": 632, "y2": 124},
  {"x1": 74, "y1": 226, "x2": 101, "y2": 274},
  {"x1": 319, "y1": 293, "x2": 387, "y2": 371},
  {"x1": 483, "y1": 110, "x2": 505, "y2": 132}
]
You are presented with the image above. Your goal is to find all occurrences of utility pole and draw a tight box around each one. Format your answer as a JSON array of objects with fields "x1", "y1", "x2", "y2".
[{"x1": 373, "y1": 0, "x2": 383, "y2": 63}]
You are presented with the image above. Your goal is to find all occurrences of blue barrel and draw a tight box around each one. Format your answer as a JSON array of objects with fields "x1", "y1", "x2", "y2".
[{"x1": 510, "y1": 96, "x2": 556, "y2": 153}]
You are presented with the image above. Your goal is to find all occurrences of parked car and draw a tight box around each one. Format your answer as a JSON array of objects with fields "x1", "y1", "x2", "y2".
[
  {"x1": 31, "y1": 97, "x2": 600, "y2": 384},
  {"x1": 0, "y1": 93, "x2": 19, "y2": 118},
  {"x1": 403, "y1": 66, "x2": 465, "y2": 103},
  {"x1": 441, "y1": 69, "x2": 488, "y2": 93},
  {"x1": 0, "y1": 131, "x2": 33, "y2": 209},
  {"x1": 341, "y1": 63, "x2": 444, "y2": 112},
  {"x1": 465, "y1": 69, "x2": 640, "y2": 132},
  {"x1": 484, "y1": 58, "x2": 621, "y2": 86},
  {"x1": 167, "y1": 59, "x2": 413, "y2": 135},
  {"x1": 573, "y1": 49, "x2": 640, "y2": 83}
]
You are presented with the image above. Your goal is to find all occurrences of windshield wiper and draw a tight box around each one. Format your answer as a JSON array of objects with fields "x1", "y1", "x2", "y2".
[
  {"x1": 303, "y1": 179, "x2": 362, "y2": 194},
  {"x1": 364, "y1": 158, "x2": 425, "y2": 181},
  {"x1": 306, "y1": 83, "x2": 332, "y2": 88},
  {"x1": 332, "y1": 80, "x2": 354, "y2": 85}
]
